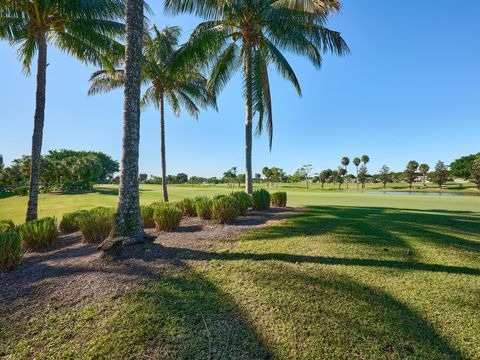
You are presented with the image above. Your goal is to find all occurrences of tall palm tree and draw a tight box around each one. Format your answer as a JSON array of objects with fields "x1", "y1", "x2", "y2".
[
  {"x1": 361, "y1": 154, "x2": 370, "y2": 166},
  {"x1": 353, "y1": 156, "x2": 360, "y2": 188},
  {"x1": 165, "y1": 0, "x2": 349, "y2": 194},
  {"x1": 90, "y1": 25, "x2": 216, "y2": 202},
  {"x1": 0, "y1": 0, "x2": 125, "y2": 222},
  {"x1": 341, "y1": 156, "x2": 349, "y2": 189}
]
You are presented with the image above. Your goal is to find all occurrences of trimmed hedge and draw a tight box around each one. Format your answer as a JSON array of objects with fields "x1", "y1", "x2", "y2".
[
  {"x1": 231, "y1": 191, "x2": 252, "y2": 215},
  {"x1": 59, "y1": 210, "x2": 88, "y2": 233},
  {"x1": 252, "y1": 189, "x2": 270, "y2": 210},
  {"x1": 211, "y1": 195, "x2": 240, "y2": 224},
  {"x1": 0, "y1": 231, "x2": 22, "y2": 272},
  {"x1": 141, "y1": 204, "x2": 156, "y2": 228},
  {"x1": 271, "y1": 192, "x2": 287, "y2": 207},
  {"x1": 0, "y1": 219, "x2": 16, "y2": 233},
  {"x1": 154, "y1": 204, "x2": 182, "y2": 231},
  {"x1": 78, "y1": 207, "x2": 115, "y2": 243},
  {"x1": 19, "y1": 217, "x2": 57, "y2": 250},
  {"x1": 174, "y1": 198, "x2": 196, "y2": 217}
]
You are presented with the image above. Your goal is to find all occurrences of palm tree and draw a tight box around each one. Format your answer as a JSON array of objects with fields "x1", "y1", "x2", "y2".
[
  {"x1": 341, "y1": 156, "x2": 349, "y2": 189},
  {"x1": 165, "y1": 0, "x2": 349, "y2": 194},
  {"x1": 353, "y1": 157, "x2": 360, "y2": 188},
  {"x1": 89, "y1": 25, "x2": 216, "y2": 203},
  {"x1": 361, "y1": 155, "x2": 370, "y2": 166},
  {"x1": 0, "y1": 0, "x2": 125, "y2": 222},
  {"x1": 419, "y1": 163, "x2": 430, "y2": 187}
]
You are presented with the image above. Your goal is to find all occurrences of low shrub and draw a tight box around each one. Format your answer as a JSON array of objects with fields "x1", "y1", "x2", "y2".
[
  {"x1": 194, "y1": 197, "x2": 212, "y2": 220},
  {"x1": 270, "y1": 192, "x2": 287, "y2": 207},
  {"x1": 78, "y1": 207, "x2": 115, "y2": 243},
  {"x1": 154, "y1": 204, "x2": 182, "y2": 231},
  {"x1": 141, "y1": 204, "x2": 156, "y2": 228},
  {"x1": 231, "y1": 191, "x2": 252, "y2": 215},
  {"x1": 19, "y1": 217, "x2": 57, "y2": 250},
  {"x1": 252, "y1": 189, "x2": 270, "y2": 210},
  {"x1": 59, "y1": 210, "x2": 88, "y2": 233},
  {"x1": 174, "y1": 198, "x2": 196, "y2": 217},
  {"x1": 13, "y1": 186, "x2": 29, "y2": 196},
  {"x1": 0, "y1": 231, "x2": 22, "y2": 272},
  {"x1": 211, "y1": 195, "x2": 240, "y2": 224},
  {"x1": 0, "y1": 219, "x2": 16, "y2": 233}
]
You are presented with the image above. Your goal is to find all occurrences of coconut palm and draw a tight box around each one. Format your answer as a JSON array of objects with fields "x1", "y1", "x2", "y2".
[
  {"x1": 0, "y1": 0, "x2": 125, "y2": 221},
  {"x1": 341, "y1": 156, "x2": 349, "y2": 189},
  {"x1": 165, "y1": 0, "x2": 349, "y2": 193},
  {"x1": 353, "y1": 157, "x2": 361, "y2": 188},
  {"x1": 90, "y1": 25, "x2": 216, "y2": 203}
]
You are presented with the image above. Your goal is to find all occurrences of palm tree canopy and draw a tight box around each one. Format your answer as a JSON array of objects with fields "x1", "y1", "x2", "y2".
[
  {"x1": 0, "y1": 0, "x2": 125, "y2": 73},
  {"x1": 353, "y1": 157, "x2": 361, "y2": 166},
  {"x1": 89, "y1": 25, "x2": 216, "y2": 118},
  {"x1": 341, "y1": 156, "x2": 350, "y2": 166},
  {"x1": 165, "y1": 0, "x2": 349, "y2": 149},
  {"x1": 361, "y1": 155, "x2": 369, "y2": 164}
]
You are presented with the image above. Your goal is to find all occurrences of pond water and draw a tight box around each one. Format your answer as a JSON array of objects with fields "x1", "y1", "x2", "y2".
[{"x1": 366, "y1": 191, "x2": 478, "y2": 197}]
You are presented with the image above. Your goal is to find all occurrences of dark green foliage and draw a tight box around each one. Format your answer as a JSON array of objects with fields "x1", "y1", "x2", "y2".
[
  {"x1": 153, "y1": 204, "x2": 182, "y2": 231},
  {"x1": 141, "y1": 205, "x2": 156, "y2": 228},
  {"x1": 194, "y1": 197, "x2": 213, "y2": 220},
  {"x1": 59, "y1": 210, "x2": 88, "y2": 233},
  {"x1": 211, "y1": 196, "x2": 240, "y2": 224},
  {"x1": 13, "y1": 186, "x2": 29, "y2": 196},
  {"x1": 270, "y1": 192, "x2": 287, "y2": 207},
  {"x1": 252, "y1": 189, "x2": 270, "y2": 210},
  {"x1": 231, "y1": 191, "x2": 252, "y2": 214},
  {"x1": 450, "y1": 153, "x2": 480, "y2": 179},
  {"x1": 174, "y1": 198, "x2": 197, "y2": 217},
  {"x1": 78, "y1": 207, "x2": 115, "y2": 243},
  {"x1": 0, "y1": 220, "x2": 16, "y2": 233},
  {"x1": 19, "y1": 217, "x2": 57, "y2": 250},
  {"x1": 0, "y1": 231, "x2": 22, "y2": 272}
]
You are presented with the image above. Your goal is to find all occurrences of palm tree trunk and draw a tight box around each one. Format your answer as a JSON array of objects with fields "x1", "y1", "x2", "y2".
[
  {"x1": 244, "y1": 43, "x2": 253, "y2": 195},
  {"x1": 159, "y1": 91, "x2": 168, "y2": 202},
  {"x1": 356, "y1": 166, "x2": 359, "y2": 189},
  {"x1": 345, "y1": 166, "x2": 349, "y2": 189},
  {"x1": 26, "y1": 29, "x2": 47, "y2": 222},
  {"x1": 111, "y1": 0, "x2": 144, "y2": 239}
]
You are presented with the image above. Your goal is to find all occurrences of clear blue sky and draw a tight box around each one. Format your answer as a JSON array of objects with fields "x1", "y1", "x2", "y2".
[{"x1": 1, "y1": 0, "x2": 479, "y2": 177}]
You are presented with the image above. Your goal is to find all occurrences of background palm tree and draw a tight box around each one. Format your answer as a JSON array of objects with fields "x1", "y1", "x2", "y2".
[
  {"x1": 165, "y1": 0, "x2": 349, "y2": 194},
  {"x1": 353, "y1": 157, "x2": 361, "y2": 188},
  {"x1": 361, "y1": 154, "x2": 370, "y2": 166},
  {"x1": 341, "y1": 156, "x2": 349, "y2": 189},
  {"x1": 0, "y1": 0, "x2": 125, "y2": 221},
  {"x1": 90, "y1": 25, "x2": 216, "y2": 203}
]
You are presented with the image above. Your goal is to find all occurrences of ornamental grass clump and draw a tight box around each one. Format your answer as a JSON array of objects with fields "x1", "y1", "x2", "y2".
[
  {"x1": 194, "y1": 196, "x2": 212, "y2": 220},
  {"x1": 0, "y1": 220, "x2": 16, "y2": 233},
  {"x1": 19, "y1": 217, "x2": 57, "y2": 250},
  {"x1": 231, "y1": 191, "x2": 252, "y2": 215},
  {"x1": 154, "y1": 204, "x2": 182, "y2": 231},
  {"x1": 78, "y1": 207, "x2": 115, "y2": 243},
  {"x1": 174, "y1": 198, "x2": 196, "y2": 217},
  {"x1": 270, "y1": 192, "x2": 287, "y2": 207},
  {"x1": 0, "y1": 231, "x2": 22, "y2": 272},
  {"x1": 211, "y1": 195, "x2": 240, "y2": 224},
  {"x1": 141, "y1": 204, "x2": 156, "y2": 228},
  {"x1": 59, "y1": 210, "x2": 88, "y2": 233},
  {"x1": 252, "y1": 189, "x2": 270, "y2": 210}
]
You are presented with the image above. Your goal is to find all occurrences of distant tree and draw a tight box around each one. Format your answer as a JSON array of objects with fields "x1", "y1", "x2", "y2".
[
  {"x1": 207, "y1": 177, "x2": 219, "y2": 185},
  {"x1": 358, "y1": 165, "x2": 368, "y2": 189},
  {"x1": 378, "y1": 165, "x2": 392, "y2": 189},
  {"x1": 418, "y1": 164, "x2": 430, "y2": 187},
  {"x1": 237, "y1": 173, "x2": 246, "y2": 188},
  {"x1": 450, "y1": 153, "x2": 480, "y2": 179},
  {"x1": 138, "y1": 174, "x2": 148, "y2": 184},
  {"x1": 341, "y1": 157, "x2": 350, "y2": 189},
  {"x1": 431, "y1": 161, "x2": 449, "y2": 189},
  {"x1": 262, "y1": 167, "x2": 273, "y2": 187},
  {"x1": 338, "y1": 167, "x2": 346, "y2": 189},
  {"x1": 353, "y1": 157, "x2": 361, "y2": 188},
  {"x1": 470, "y1": 156, "x2": 480, "y2": 190},
  {"x1": 223, "y1": 167, "x2": 238, "y2": 189},
  {"x1": 295, "y1": 164, "x2": 313, "y2": 190},
  {"x1": 176, "y1": 173, "x2": 189, "y2": 184},
  {"x1": 318, "y1": 170, "x2": 330, "y2": 189},
  {"x1": 404, "y1": 160, "x2": 419, "y2": 189},
  {"x1": 361, "y1": 155, "x2": 370, "y2": 166},
  {"x1": 254, "y1": 173, "x2": 262, "y2": 183},
  {"x1": 270, "y1": 167, "x2": 285, "y2": 187}
]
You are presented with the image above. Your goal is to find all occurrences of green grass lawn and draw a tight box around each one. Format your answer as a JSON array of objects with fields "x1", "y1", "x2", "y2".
[{"x1": 0, "y1": 187, "x2": 479, "y2": 359}]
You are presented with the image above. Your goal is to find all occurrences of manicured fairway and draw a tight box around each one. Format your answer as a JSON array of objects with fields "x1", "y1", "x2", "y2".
[{"x1": 1, "y1": 185, "x2": 479, "y2": 359}]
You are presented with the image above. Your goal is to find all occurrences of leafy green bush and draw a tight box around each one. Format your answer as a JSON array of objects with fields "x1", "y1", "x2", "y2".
[
  {"x1": 252, "y1": 189, "x2": 270, "y2": 210},
  {"x1": 153, "y1": 204, "x2": 182, "y2": 231},
  {"x1": 0, "y1": 231, "x2": 22, "y2": 272},
  {"x1": 194, "y1": 197, "x2": 212, "y2": 220},
  {"x1": 78, "y1": 207, "x2": 115, "y2": 243},
  {"x1": 59, "y1": 210, "x2": 88, "y2": 233},
  {"x1": 141, "y1": 204, "x2": 156, "y2": 228},
  {"x1": 0, "y1": 220, "x2": 16, "y2": 233},
  {"x1": 13, "y1": 186, "x2": 29, "y2": 196},
  {"x1": 19, "y1": 217, "x2": 57, "y2": 250},
  {"x1": 270, "y1": 192, "x2": 287, "y2": 207},
  {"x1": 231, "y1": 191, "x2": 252, "y2": 215},
  {"x1": 211, "y1": 195, "x2": 240, "y2": 224},
  {"x1": 174, "y1": 198, "x2": 196, "y2": 217}
]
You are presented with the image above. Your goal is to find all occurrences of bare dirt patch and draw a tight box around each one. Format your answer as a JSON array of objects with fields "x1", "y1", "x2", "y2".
[{"x1": 0, "y1": 207, "x2": 300, "y2": 318}]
